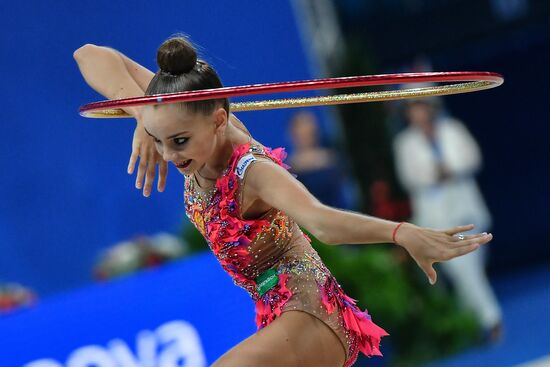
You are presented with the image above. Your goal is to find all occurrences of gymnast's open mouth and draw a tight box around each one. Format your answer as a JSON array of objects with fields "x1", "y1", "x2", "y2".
[{"x1": 175, "y1": 159, "x2": 191, "y2": 169}]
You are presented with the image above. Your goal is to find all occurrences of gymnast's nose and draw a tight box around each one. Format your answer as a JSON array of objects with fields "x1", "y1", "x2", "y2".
[{"x1": 162, "y1": 147, "x2": 177, "y2": 162}]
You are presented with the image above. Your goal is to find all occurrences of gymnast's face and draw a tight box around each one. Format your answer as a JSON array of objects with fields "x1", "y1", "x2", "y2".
[{"x1": 141, "y1": 104, "x2": 227, "y2": 175}]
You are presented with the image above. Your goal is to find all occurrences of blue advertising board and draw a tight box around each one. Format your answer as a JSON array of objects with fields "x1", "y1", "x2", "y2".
[{"x1": 0, "y1": 254, "x2": 256, "y2": 367}]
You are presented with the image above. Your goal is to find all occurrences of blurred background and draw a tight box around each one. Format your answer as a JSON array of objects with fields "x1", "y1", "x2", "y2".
[{"x1": 0, "y1": 0, "x2": 548, "y2": 366}]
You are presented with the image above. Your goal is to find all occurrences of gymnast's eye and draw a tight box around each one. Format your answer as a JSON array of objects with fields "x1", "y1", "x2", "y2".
[
  {"x1": 174, "y1": 137, "x2": 188, "y2": 145},
  {"x1": 153, "y1": 137, "x2": 162, "y2": 144}
]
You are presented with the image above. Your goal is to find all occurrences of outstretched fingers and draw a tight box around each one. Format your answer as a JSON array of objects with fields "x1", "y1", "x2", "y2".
[
  {"x1": 444, "y1": 224, "x2": 475, "y2": 236},
  {"x1": 449, "y1": 242, "x2": 481, "y2": 259},
  {"x1": 128, "y1": 146, "x2": 139, "y2": 175},
  {"x1": 410, "y1": 225, "x2": 494, "y2": 286},
  {"x1": 435, "y1": 232, "x2": 493, "y2": 266},
  {"x1": 157, "y1": 160, "x2": 168, "y2": 192},
  {"x1": 451, "y1": 233, "x2": 484, "y2": 242},
  {"x1": 421, "y1": 261, "x2": 437, "y2": 285},
  {"x1": 143, "y1": 157, "x2": 157, "y2": 197},
  {"x1": 135, "y1": 154, "x2": 148, "y2": 190},
  {"x1": 451, "y1": 233, "x2": 493, "y2": 247}
]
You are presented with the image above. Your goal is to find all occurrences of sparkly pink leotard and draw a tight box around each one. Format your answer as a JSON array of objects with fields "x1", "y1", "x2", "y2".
[{"x1": 184, "y1": 142, "x2": 389, "y2": 367}]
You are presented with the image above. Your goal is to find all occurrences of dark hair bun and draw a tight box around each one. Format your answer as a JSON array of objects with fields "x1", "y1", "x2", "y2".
[{"x1": 157, "y1": 36, "x2": 197, "y2": 75}]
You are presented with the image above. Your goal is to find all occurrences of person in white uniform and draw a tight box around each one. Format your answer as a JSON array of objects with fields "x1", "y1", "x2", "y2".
[{"x1": 393, "y1": 97, "x2": 503, "y2": 343}]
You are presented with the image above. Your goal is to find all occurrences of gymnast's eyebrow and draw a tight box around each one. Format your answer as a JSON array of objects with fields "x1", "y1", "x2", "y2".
[{"x1": 143, "y1": 127, "x2": 189, "y2": 139}]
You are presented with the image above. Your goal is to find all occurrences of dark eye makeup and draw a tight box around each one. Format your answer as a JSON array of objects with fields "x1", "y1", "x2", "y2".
[
  {"x1": 144, "y1": 126, "x2": 189, "y2": 147},
  {"x1": 174, "y1": 137, "x2": 188, "y2": 145},
  {"x1": 151, "y1": 136, "x2": 188, "y2": 146}
]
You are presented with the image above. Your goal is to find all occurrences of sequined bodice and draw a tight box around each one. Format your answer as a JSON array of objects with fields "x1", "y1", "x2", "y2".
[
  {"x1": 183, "y1": 143, "x2": 316, "y2": 298},
  {"x1": 182, "y1": 142, "x2": 389, "y2": 365}
]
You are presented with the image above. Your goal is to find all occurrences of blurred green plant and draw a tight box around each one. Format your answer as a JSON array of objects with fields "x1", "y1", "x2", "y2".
[
  {"x1": 0, "y1": 282, "x2": 37, "y2": 315},
  {"x1": 93, "y1": 233, "x2": 188, "y2": 280},
  {"x1": 181, "y1": 223, "x2": 209, "y2": 253}
]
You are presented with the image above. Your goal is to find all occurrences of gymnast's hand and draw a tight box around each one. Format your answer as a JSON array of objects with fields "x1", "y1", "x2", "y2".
[
  {"x1": 395, "y1": 223, "x2": 493, "y2": 285},
  {"x1": 127, "y1": 122, "x2": 168, "y2": 197}
]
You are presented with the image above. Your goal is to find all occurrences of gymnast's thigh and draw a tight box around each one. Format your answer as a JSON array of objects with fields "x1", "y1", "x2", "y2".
[{"x1": 211, "y1": 310, "x2": 346, "y2": 367}]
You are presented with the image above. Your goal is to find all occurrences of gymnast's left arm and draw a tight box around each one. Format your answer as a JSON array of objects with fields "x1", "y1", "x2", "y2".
[
  {"x1": 73, "y1": 44, "x2": 167, "y2": 196},
  {"x1": 245, "y1": 160, "x2": 493, "y2": 285}
]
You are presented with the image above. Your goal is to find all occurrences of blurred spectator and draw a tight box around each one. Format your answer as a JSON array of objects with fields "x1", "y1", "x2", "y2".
[
  {"x1": 393, "y1": 97, "x2": 504, "y2": 344},
  {"x1": 288, "y1": 110, "x2": 356, "y2": 209},
  {"x1": 0, "y1": 281, "x2": 37, "y2": 314}
]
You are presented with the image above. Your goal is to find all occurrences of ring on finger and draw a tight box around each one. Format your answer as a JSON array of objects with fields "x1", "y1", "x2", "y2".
[{"x1": 455, "y1": 234, "x2": 465, "y2": 241}]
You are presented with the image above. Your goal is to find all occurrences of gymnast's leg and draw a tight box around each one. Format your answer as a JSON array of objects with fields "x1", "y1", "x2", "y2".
[{"x1": 212, "y1": 310, "x2": 346, "y2": 367}]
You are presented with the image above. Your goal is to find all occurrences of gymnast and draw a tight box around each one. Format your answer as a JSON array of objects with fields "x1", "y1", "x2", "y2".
[{"x1": 74, "y1": 35, "x2": 493, "y2": 367}]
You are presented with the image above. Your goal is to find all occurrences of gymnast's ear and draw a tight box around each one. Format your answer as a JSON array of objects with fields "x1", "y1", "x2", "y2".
[{"x1": 213, "y1": 106, "x2": 228, "y2": 133}]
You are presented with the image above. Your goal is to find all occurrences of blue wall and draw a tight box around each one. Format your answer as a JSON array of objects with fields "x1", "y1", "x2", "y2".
[
  {"x1": 0, "y1": 1, "x2": 314, "y2": 296},
  {"x1": 432, "y1": 30, "x2": 550, "y2": 270}
]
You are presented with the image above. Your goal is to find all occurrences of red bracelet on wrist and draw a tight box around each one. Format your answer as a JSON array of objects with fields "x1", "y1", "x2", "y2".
[{"x1": 392, "y1": 222, "x2": 405, "y2": 244}]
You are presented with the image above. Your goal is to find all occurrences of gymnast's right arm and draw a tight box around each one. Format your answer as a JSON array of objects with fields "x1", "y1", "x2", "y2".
[{"x1": 73, "y1": 44, "x2": 167, "y2": 197}]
